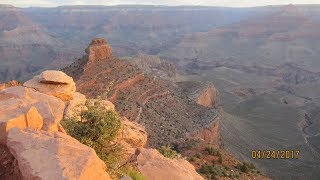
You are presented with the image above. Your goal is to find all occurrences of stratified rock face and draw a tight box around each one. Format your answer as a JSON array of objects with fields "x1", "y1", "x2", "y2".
[
  {"x1": 196, "y1": 83, "x2": 218, "y2": 108},
  {"x1": 85, "y1": 38, "x2": 112, "y2": 61},
  {"x1": 136, "y1": 148, "x2": 204, "y2": 180},
  {"x1": 24, "y1": 71, "x2": 76, "y2": 101},
  {"x1": 0, "y1": 86, "x2": 65, "y2": 141},
  {"x1": 7, "y1": 128, "x2": 111, "y2": 180}
]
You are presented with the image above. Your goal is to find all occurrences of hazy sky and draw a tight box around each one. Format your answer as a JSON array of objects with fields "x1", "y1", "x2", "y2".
[{"x1": 1, "y1": 0, "x2": 320, "y2": 8}]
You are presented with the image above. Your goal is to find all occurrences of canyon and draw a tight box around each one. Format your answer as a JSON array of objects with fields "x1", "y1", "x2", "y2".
[{"x1": 1, "y1": 3, "x2": 320, "y2": 179}]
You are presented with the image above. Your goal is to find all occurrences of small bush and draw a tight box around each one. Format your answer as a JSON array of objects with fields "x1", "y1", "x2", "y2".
[
  {"x1": 199, "y1": 164, "x2": 239, "y2": 179},
  {"x1": 195, "y1": 152, "x2": 202, "y2": 158},
  {"x1": 61, "y1": 102, "x2": 122, "y2": 176},
  {"x1": 158, "y1": 146, "x2": 181, "y2": 159},
  {"x1": 235, "y1": 162, "x2": 256, "y2": 173},
  {"x1": 218, "y1": 156, "x2": 223, "y2": 163},
  {"x1": 205, "y1": 146, "x2": 217, "y2": 155}
]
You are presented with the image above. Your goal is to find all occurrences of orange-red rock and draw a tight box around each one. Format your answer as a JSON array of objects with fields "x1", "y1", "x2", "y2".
[
  {"x1": 85, "y1": 38, "x2": 112, "y2": 61},
  {"x1": 196, "y1": 83, "x2": 218, "y2": 108}
]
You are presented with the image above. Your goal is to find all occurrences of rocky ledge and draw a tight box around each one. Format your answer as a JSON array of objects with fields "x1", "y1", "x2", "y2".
[{"x1": 0, "y1": 70, "x2": 203, "y2": 180}]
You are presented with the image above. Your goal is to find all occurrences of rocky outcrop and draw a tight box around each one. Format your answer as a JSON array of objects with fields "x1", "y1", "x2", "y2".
[
  {"x1": 0, "y1": 86, "x2": 66, "y2": 143},
  {"x1": 87, "y1": 99, "x2": 115, "y2": 111},
  {"x1": 135, "y1": 148, "x2": 204, "y2": 180},
  {"x1": 24, "y1": 70, "x2": 76, "y2": 101},
  {"x1": 64, "y1": 92, "x2": 87, "y2": 120},
  {"x1": 0, "y1": 70, "x2": 114, "y2": 179},
  {"x1": 192, "y1": 117, "x2": 220, "y2": 146},
  {"x1": 85, "y1": 38, "x2": 112, "y2": 61},
  {"x1": 196, "y1": 83, "x2": 218, "y2": 108},
  {"x1": 39, "y1": 70, "x2": 74, "y2": 84},
  {"x1": 116, "y1": 117, "x2": 147, "y2": 156},
  {"x1": 7, "y1": 128, "x2": 111, "y2": 180}
]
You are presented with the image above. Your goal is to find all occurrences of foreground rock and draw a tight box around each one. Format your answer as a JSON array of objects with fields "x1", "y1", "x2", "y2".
[
  {"x1": 0, "y1": 86, "x2": 65, "y2": 144},
  {"x1": 24, "y1": 71, "x2": 76, "y2": 101},
  {"x1": 64, "y1": 92, "x2": 87, "y2": 120},
  {"x1": 116, "y1": 117, "x2": 147, "y2": 156},
  {"x1": 136, "y1": 148, "x2": 204, "y2": 180},
  {"x1": 7, "y1": 128, "x2": 111, "y2": 180},
  {"x1": 85, "y1": 38, "x2": 112, "y2": 61}
]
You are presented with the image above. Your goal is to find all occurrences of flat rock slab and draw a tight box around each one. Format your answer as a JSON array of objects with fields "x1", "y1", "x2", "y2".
[{"x1": 7, "y1": 128, "x2": 111, "y2": 180}]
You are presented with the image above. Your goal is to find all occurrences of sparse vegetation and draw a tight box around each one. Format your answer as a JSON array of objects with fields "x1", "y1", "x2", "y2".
[
  {"x1": 235, "y1": 162, "x2": 257, "y2": 173},
  {"x1": 125, "y1": 168, "x2": 147, "y2": 180},
  {"x1": 198, "y1": 164, "x2": 239, "y2": 179},
  {"x1": 205, "y1": 146, "x2": 217, "y2": 155},
  {"x1": 61, "y1": 102, "x2": 122, "y2": 177},
  {"x1": 158, "y1": 146, "x2": 181, "y2": 159}
]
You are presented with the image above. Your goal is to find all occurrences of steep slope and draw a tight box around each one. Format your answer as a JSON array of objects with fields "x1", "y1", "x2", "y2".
[{"x1": 63, "y1": 38, "x2": 219, "y2": 147}]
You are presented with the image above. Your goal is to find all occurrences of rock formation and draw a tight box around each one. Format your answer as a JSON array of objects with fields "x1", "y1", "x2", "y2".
[
  {"x1": 63, "y1": 38, "x2": 218, "y2": 147},
  {"x1": 7, "y1": 128, "x2": 111, "y2": 180},
  {"x1": 0, "y1": 70, "x2": 111, "y2": 179},
  {"x1": 196, "y1": 83, "x2": 218, "y2": 108},
  {"x1": 0, "y1": 86, "x2": 66, "y2": 143},
  {"x1": 85, "y1": 38, "x2": 112, "y2": 61},
  {"x1": 135, "y1": 148, "x2": 204, "y2": 180},
  {"x1": 63, "y1": 92, "x2": 87, "y2": 120},
  {"x1": 24, "y1": 70, "x2": 76, "y2": 101}
]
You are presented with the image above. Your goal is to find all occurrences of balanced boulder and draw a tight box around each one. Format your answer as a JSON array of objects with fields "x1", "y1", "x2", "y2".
[{"x1": 24, "y1": 70, "x2": 76, "y2": 101}]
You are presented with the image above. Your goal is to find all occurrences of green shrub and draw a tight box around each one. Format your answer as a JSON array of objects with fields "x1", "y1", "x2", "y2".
[
  {"x1": 199, "y1": 164, "x2": 239, "y2": 179},
  {"x1": 235, "y1": 162, "x2": 256, "y2": 173},
  {"x1": 195, "y1": 152, "x2": 201, "y2": 158},
  {"x1": 61, "y1": 102, "x2": 122, "y2": 176},
  {"x1": 158, "y1": 146, "x2": 181, "y2": 159},
  {"x1": 126, "y1": 168, "x2": 147, "y2": 180},
  {"x1": 204, "y1": 146, "x2": 217, "y2": 155},
  {"x1": 218, "y1": 156, "x2": 223, "y2": 163}
]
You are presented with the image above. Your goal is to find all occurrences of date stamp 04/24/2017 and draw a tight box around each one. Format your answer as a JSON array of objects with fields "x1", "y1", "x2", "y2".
[{"x1": 251, "y1": 150, "x2": 300, "y2": 159}]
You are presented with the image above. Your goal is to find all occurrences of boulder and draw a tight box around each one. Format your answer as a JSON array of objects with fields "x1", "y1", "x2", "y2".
[
  {"x1": 118, "y1": 117, "x2": 147, "y2": 148},
  {"x1": 116, "y1": 117, "x2": 147, "y2": 157},
  {"x1": 136, "y1": 148, "x2": 204, "y2": 180},
  {"x1": 24, "y1": 71, "x2": 76, "y2": 101},
  {"x1": 7, "y1": 128, "x2": 111, "y2": 180},
  {"x1": 39, "y1": 70, "x2": 74, "y2": 85},
  {"x1": 0, "y1": 103, "x2": 43, "y2": 144},
  {"x1": 85, "y1": 38, "x2": 112, "y2": 61},
  {"x1": 64, "y1": 92, "x2": 87, "y2": 120},
  {"x1": 87, "y1": 99, "x2": 115, "y2": 111},
  {"x1": 0, "y1": 86, "x2": 65, "y2": 135}
]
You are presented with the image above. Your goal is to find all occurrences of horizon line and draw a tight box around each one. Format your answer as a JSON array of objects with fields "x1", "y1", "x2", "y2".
[{"x1": 2, "y1": 3, "x2": 320, "y2": 9}]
